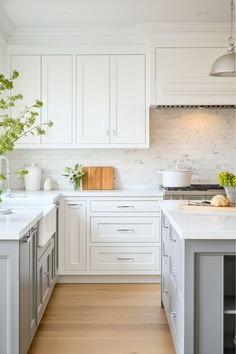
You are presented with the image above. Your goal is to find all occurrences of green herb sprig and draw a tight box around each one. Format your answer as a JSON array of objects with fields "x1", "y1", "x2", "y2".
[{"x1": 218, "y1": 171, "x2": 236, "y2": 187}]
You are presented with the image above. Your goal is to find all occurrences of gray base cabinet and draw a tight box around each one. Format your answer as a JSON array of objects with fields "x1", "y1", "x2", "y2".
[
  {"x1": 161, "y1": 212, "x2": 236, "y2": 354},
  {"x1": 0, "y1": 226, "x2": 58, "y2": 354},
  {"x1": 20, "y1": 227, "x2": 38, "y2": 354}
]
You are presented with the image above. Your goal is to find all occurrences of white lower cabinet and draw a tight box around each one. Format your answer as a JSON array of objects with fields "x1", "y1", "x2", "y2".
[
  {"x1": 60, "y1": 196, "x2": 161, "y2": 276},
  {"x1": 91, "y1": 246, "x2": 160, "y2": 271},
  {"x1": 91, "y1": 216, "x2": 159, "y2": 243},
  {"x1": 64, "y1": 200, "x2": 87, "y2": 271}
]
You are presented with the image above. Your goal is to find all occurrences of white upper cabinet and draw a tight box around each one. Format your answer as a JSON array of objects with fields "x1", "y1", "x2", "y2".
[
  {"x1": 110, "y1": 55, "x2": 146, "y2": 145},
  {"x1": 155, "y1": 48, "x2": 236, "y2": 105},
  {"x1": 41, "y1": 55, "x2": 73, "y2": 144},
  {"x1": 76, "y1": 54, "x2": 147, "y2": 147},
  {"x1": 9, "y1": 53, "x2": 148, "y2": 148},
  {"x1": 76, "y1": 55, "x2": 110, "y2": 144},
  {"x1": 10, "y1": 55, "x2": 41, "y2": 144}
]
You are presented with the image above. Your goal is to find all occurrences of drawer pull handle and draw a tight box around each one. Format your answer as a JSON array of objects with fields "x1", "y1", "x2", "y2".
[
  {"x1": 68, "y1": 203, "x2": 83, "y2": 207},
  {"x1": 163, "y1": 288, "x2": 168, "y2": 294},
  {"x1": 170, "y1": 238, "x2": 176, "y2": 243},
  {"x1": 163, "y1": 254, "x2": 168, "y2": 258},
  {"x1": 170, "y1": 270, "x2": 176, "y2": 277},
  {"x1": 117, "y1": 205, "x2": 134, "y2": 208},
  {"x1": 117, "y1": 228, "x2": 134, "y2": 232},
  {"x1": 169, "y1": 311, "x2": 176, "y2": 319},
  {"x1": 163, "y1": 224, "x2": 169, "y2": 229},
  {"x1": 117, "y1": 257, "x2": 135, "y2": 261}
]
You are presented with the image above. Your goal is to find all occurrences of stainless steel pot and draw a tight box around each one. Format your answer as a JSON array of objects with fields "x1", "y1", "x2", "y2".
[{"x1": 158, "y1": 169, "x2": 192, "y2": 188}]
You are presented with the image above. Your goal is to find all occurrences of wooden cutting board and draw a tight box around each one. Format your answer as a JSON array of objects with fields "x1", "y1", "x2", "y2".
[
  {"x1": 178, "y1": 204, "x2": 236, "y2": 212},
  {"x1": 82, "y1": 167, "x2": 114, "y2": 190}
]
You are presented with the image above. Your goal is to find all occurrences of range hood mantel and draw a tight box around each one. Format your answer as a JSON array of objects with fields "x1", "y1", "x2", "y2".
[{"x1": 154, "y1": 105, "x2": 236, "y2": 109}]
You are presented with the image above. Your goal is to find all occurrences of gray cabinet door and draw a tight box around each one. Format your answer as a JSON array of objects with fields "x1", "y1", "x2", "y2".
[
  {"x1": 37, "y1": 238, "x2": 55, "y2": 324},
  {"x1": 20, "y1": 227, "x2": 37, "y2": 354},
  {"x1": 29, "y1": 228, "x2": 38, "y2": 342}
]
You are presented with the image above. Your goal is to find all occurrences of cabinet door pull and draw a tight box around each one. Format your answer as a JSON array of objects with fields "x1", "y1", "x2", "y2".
[
  {"x1": 105, "y1": 130, "x2": 109, "y2": 136},
  {"x1": 117, "y1": 257, "x2": 135, "y2": 261},
  {"x1": 163, "y1": 224, "x2": 169, "y2": 229},
  {"x1": 163, "y1": 288, "x2": 168, "y2": 294},
  {"x1": 163, "y1": 254, "x2": 169, "y2": 258},
  {"x1": 44, "y1": 271, "x2": 50, "y2": 279},
  {"x1": 169, "y1": 311, "x2": 176, "y2": 319},
  {"x1": 170, "y1": 270, "x2": 176, "y2": 277},
  {"x1": 111, "y1": 129, "x2": 116, "y2": 136},
  {"x1": 117, "y1": 228, "x2": 134, "y2": 232},
  {"x1": 117, "y1": 205, "x2": 134, "y2": 209},
  {"x1": 22, "y1": 235, "x2": 32, "y2": 244}
]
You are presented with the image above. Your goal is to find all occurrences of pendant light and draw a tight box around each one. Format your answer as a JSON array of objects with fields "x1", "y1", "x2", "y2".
[{"x1": 209, "y1": 0, "x2": 236, "y2": 77}]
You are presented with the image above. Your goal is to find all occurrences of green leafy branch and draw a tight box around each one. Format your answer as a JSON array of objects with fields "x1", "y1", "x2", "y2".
[{"x1": 0, "y1": 70, "x2": 53, "y2": 156}]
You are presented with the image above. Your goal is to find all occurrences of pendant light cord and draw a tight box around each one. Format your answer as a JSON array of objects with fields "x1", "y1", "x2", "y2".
[{"x1": 228, "y1": 0, "x2": 235, "y2": 51}]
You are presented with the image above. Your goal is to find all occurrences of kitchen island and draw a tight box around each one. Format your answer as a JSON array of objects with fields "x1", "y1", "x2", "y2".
[{"x1": 160, "y1": 200, "x2": 236, "y2": 354}]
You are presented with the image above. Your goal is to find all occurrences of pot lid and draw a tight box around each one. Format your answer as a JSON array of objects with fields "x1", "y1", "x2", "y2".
[{"x1": 163, "y1": 169, "x2": 192, "y2": 172}]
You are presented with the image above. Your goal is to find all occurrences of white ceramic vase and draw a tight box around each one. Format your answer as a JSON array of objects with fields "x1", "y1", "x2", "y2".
[{"x1": 24, "y1": 163, "x2": 42, "y2": 191}]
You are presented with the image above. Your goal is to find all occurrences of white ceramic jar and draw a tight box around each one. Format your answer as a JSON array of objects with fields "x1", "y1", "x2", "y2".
[{"x1": 24, "y1": 163, "x2": 42, "y2": 191}]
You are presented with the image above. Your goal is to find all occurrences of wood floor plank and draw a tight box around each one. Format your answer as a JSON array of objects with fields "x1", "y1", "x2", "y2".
[{"x1": 28, "y1": 284, "x2": 175, "y2": 354}]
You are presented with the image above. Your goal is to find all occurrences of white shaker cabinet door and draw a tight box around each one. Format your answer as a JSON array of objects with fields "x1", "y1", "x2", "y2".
[
  {"x1": 41, "y1": 55, "x2": 73, "y2": 144},
  {"x1": 76, "y1": 55, "x2": 110, "y2": 144},
  {"x1": 10, "y1": 55, "x2": 41, "y2": 144},
  {"x1": 64, "y1": 201, "x2": 86, "y2": 271},
  {"x1": 110, "y1": 55, "x2": 146, "y2": 145}
]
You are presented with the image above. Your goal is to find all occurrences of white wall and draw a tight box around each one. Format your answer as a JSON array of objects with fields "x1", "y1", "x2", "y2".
[{"x1": 7, "y1": 107, "x2": 236, "y2": 190}]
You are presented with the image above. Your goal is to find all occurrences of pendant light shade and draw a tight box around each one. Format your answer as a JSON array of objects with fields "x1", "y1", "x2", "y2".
[
  {"x1": 210, "y1": 51, "x2": 236, "y2": 77},
  {"x1": 209, "y1": 0, "x2": 236, "y2": 77}
]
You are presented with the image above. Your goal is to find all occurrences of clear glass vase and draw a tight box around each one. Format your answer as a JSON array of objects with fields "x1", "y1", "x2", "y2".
[
  {"x1": 74, "y1": 180, "x2": 82, "y2": 191},
  {"x1": 224, "y1": 186, "x2": 236, "y2": 205}
]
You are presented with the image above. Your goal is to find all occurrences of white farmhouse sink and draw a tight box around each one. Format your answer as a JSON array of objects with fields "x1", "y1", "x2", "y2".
[{"x1": 38, "y1": 205, "x2": 56, "y2": 247}]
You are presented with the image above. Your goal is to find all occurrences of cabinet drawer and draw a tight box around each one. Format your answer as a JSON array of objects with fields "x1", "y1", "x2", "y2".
[
  {"x1": 91, "y1": 246, "x2": 160, "y2": 271},
  {"x1": 91, "y1": 216, "x2": 160, "y2": 243},
  {"x1": 90, "y1": 200, "x2": 160, "y2": 213}
]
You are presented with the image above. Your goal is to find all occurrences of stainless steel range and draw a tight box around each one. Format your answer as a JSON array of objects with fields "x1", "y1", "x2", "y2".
[{"x1": 160, "y1": 184, "x2": 225, "y2": 200}]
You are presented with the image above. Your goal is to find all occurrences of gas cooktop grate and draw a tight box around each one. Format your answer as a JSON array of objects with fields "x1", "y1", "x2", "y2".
[{"x1": 160, "y1": 184, "x2": 224, "y2": 192}]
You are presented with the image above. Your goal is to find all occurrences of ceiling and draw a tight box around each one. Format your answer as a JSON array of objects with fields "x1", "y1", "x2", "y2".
[{"x1": 1, "y1": 0, "x2": 231, "y2": 29}]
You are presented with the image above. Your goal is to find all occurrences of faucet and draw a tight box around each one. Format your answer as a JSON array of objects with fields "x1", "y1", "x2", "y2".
[{"x1": 0, "y1": 156, "x2": 11, "y2": 197}]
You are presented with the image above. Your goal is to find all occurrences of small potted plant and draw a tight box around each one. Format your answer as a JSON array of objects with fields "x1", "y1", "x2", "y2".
[
  {"x1": 218, "y1": 171, "x2": 236, "y2": 204},
  {"x1": 63, "y1": 163, "x2": 86, "y2": 190}
]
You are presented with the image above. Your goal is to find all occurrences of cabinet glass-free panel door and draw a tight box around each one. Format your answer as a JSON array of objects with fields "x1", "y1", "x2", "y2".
[
  {"x1": 110, "y1": 55, "x2": 146, "y2": 144},
  {"x1": 41, "y1": 55, "x2": 73, "y2": 144},
  {"x1": 10, "y1": 55, "x2": 41, "y2": 144},
  {"x1": 64, "y1": 201, "x2": 86, "y2": 271},
  {"x1": 76, "y1": 55, "x2": 110, "y2": 144}
]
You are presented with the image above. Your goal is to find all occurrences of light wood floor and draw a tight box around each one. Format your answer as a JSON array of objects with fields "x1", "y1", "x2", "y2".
[{"x1": 28, "y1": 284, "x2": 175, "y2": 354}]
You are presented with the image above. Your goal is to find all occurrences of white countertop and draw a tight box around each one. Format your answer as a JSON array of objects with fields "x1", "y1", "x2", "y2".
[
  {"x1": 0, "y1": 208, "x2": 43, "y2": 240},
  {"x1": 0, "y1": 189, "x2": 162, "y2": 240},
  {"x1": 160, "y1": 200, "x2": 236, "y2": 240}
]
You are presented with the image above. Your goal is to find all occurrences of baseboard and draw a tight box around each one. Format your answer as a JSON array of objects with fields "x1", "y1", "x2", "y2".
[{"x1": 57, "y1": 275, "x2": 161, "y2": 284}]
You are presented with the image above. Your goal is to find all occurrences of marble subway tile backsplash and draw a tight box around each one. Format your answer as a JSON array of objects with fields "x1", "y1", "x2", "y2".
[{"x1": 7, "y1": 107, "x2": 236, "y2": 190}]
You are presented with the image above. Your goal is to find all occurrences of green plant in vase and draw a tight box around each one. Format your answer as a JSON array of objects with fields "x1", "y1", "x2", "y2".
[
  {"x1": 218, "y1": 171, "x2": 236, "y2": 204},
  {"x1": 63, "y1": 163, "x2": 86, "y2": 190}
]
